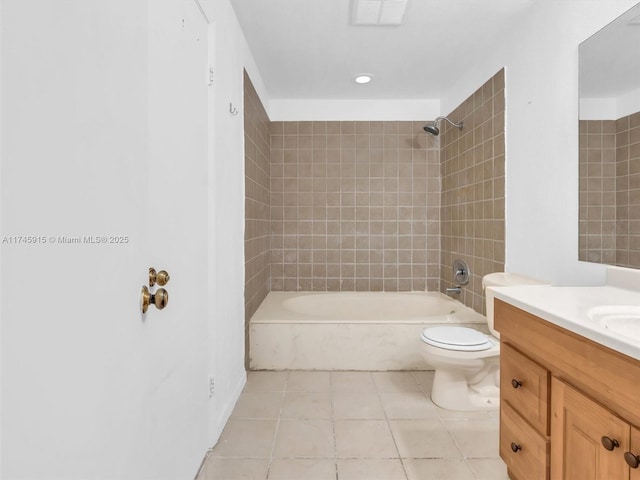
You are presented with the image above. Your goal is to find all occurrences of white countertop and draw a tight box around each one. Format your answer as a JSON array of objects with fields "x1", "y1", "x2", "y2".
[{"x1": 491, "y1": 285, "x2": 640, "y2": 361}]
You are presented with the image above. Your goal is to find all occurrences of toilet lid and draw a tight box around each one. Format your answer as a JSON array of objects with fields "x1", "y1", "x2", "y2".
[{"x1": 421, "y1": 326, "x2": 493, "y2": 352}]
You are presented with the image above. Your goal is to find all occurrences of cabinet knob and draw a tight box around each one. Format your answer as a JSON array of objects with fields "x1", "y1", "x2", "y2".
[
  {"x1": 625, "y1": 452, "x2": 640, "y2": 469},
  {"x1": 511, "y1": 379, "x2": 523, "y2": 389},
  {"x1": 510, "y1": 442, "x2": 521, "y2": 453},
  {"x1": 601, "y1": 436, "x2": 620, "y2": 451}
]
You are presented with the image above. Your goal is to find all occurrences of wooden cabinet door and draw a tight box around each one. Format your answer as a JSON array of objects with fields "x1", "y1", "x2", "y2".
[
  {"x1": 628, "y1": 427, "x2": 640, "y2": 480},
  {"x1": 551, "y1": 377, "x2": 629, "y2": 480}
]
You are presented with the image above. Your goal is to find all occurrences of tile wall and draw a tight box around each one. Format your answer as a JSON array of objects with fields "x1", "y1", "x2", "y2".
[
  {"x1": 440, "y1": 69, "x2": 506, "y2": 313},
  {"x1": 244, "y1": 71, "x2": 271, "y2": 365},
  {"x1": 245, "y1": 70, "x2": 506, "y2": 318},
  {"x1": 615, "y1": 112, "x2": 640, "y2": 268},
  {"x1": 579, "y1": 112, "x2": 640, "y2": 268},
  {"x1": 578, "y1": 120, "x2": 617, "y2": 264},
  {"x1": 269, "y1": 121, "x2": 441, "y2": 292}
]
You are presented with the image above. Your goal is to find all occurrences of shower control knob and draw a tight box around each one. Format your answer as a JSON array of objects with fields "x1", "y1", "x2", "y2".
[
  {"x1": 452, "y1": 259, "x2": 470, "y2": 286},
  {"x1": 511, "y1": 379, "x2": 523, "y2": 389}
]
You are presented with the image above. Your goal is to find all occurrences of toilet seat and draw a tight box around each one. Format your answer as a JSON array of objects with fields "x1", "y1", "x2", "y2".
[{"x1": 421, "y1": 326, "x2": 493, "y2": 352}]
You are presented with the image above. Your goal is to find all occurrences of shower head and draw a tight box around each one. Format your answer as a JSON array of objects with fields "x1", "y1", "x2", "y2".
[
  {"x1": 423, "y1": 116, "x2": 464, "y2": 136},
  {"x1": 423, "y1": 123, "x2": 440, "y2": 135}
]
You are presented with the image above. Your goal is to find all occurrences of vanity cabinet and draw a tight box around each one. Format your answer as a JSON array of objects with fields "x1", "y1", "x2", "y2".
[{"x1": 495, "y1": 299, "x2": 640, "y2": 480}]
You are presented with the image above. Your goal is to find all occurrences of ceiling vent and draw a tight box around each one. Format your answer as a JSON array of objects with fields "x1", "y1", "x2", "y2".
[{"x1": 351, "y1": 0, "x2": 408, "y2": 26}]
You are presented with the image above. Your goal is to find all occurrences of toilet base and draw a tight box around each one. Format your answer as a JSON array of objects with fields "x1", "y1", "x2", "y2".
[{"x1": 430, "y1": 366, "x2": 499, "y2": 411}]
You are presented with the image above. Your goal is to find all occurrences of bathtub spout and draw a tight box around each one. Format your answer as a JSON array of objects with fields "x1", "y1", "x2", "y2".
[{"x1": 446, "y1": 287, "x2": 462, "y2": 295}]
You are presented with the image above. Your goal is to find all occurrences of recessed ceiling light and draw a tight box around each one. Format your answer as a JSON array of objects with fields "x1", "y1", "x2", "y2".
[{"x1": 355, "y1": 74, "x2": 372, "y2": 84}]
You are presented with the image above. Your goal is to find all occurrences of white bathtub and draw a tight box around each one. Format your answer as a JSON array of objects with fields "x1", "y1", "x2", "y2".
[{"x1": 249, "y1": 291, "x2": 487, "y2": 371}]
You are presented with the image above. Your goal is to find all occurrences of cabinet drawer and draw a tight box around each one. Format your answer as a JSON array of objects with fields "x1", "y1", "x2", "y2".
[
  {"x1": 501, "y1": 401, "x2": 549, "y2": 480},
  {"x1": 501, "y1": 342, "x2": 550, "y2": 435}
]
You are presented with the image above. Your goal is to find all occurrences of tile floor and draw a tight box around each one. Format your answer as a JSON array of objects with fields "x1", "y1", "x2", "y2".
[{"x1": 197, "y1": 371, "x2": 509, "y2": 480}]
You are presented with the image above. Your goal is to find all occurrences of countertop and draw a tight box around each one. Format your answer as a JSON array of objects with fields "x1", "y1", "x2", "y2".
[{"x1": 491, "y1": 285, "x2": 640, "y2": 361}]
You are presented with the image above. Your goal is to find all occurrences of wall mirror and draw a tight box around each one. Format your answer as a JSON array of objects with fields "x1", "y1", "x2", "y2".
[{"x1": 579, "y1": 2, "x2": 640, "y2": 268}]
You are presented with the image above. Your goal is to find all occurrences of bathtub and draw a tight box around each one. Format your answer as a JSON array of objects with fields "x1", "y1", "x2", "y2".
[{"x1": 249, "y1": 291, "x2": 487, "y2": 371}]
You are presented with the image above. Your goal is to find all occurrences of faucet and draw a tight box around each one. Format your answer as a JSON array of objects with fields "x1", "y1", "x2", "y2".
[{"x1": 446, "y1": 287, "x2": 462, "y2": 295}]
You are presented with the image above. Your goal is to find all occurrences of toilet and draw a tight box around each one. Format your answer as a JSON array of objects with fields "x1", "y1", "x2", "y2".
[{"x1": 420, "y1": 272, "x2": 548, "y2": 411}]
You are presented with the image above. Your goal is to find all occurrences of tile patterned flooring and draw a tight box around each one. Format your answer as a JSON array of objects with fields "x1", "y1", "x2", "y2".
[{"x1": 197, "y1": 371, "x2": 509, "y2": 480}]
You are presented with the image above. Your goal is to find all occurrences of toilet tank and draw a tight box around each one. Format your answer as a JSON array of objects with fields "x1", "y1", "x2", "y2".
[{"x1": 483, "y1": 273, "x2": 549, "y2": 338}]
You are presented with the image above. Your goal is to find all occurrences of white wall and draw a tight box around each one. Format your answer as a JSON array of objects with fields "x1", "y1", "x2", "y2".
[
  {"x1": 269, "y1": 98, "x2": 440, "y2": 121},
  {"x1": 617, "y1": 87, "x2": 640, "y2": 118},
  {"x1": 440, "y1": 0, "x2": 638, "y2": 286},
  {"x1": 199, "y1": 0, "x2": 270, "y2": 444},
  {"x1": 580, "y1": 86, "x2": 640, "y2": 120},
  {"x1": 579, "y1": 97, "x2": 619, "y2": 120}
]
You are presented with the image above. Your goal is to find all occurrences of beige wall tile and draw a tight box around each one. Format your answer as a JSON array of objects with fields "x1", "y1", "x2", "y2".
[
  {"x1": 580, "y1": 112, "x2": 640, "y2": 269},
  {"x1": 270, "y1": 118, "x2": 441, "y2": 292},
  {"x1": 439, "y1": 69, "x2": 505, "y2": 313},
  {"x1": 243, "y1": 71, "x2": 271, "y2": 367}
]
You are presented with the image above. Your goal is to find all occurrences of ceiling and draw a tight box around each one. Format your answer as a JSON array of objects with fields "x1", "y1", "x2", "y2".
[{"x1": 230, "y1": 0, "x2": 536, "y2": 100}]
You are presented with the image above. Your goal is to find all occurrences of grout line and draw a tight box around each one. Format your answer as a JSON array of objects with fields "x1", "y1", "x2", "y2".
[
  {"x1": 265, "y1": 371, "x2": 289, "y2": 479},
  {"x1": 464, "y1": 457, "x2": 483, "y2": 480},
  {"x1": 329, "y1": 371, "x2": 339, "y2": 480},
  {"x1": 375, "y1": 371, "x2": 410, "y2": 480}
]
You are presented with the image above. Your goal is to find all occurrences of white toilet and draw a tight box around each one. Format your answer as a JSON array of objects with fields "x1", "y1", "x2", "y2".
[{"x1": 420, "y1": 272, "x2": 547, "y2": 411}]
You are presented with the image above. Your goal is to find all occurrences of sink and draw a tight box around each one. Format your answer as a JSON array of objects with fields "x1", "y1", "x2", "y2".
[{"x1": 587, "y1": 305, "x2": 640, "y2": 340}]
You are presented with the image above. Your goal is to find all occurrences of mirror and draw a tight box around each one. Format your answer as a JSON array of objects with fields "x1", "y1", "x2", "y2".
[{"x1": 579, "y1": 2, "x2": 640, "y2": 268}]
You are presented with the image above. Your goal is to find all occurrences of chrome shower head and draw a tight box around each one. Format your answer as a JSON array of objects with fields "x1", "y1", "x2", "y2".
[
  {"x1": 423, "y1": 116, "x2": 464, "y2": 136},
  {"x1": 423, "y1": 122, "x2": 439, "y2": 135}
]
